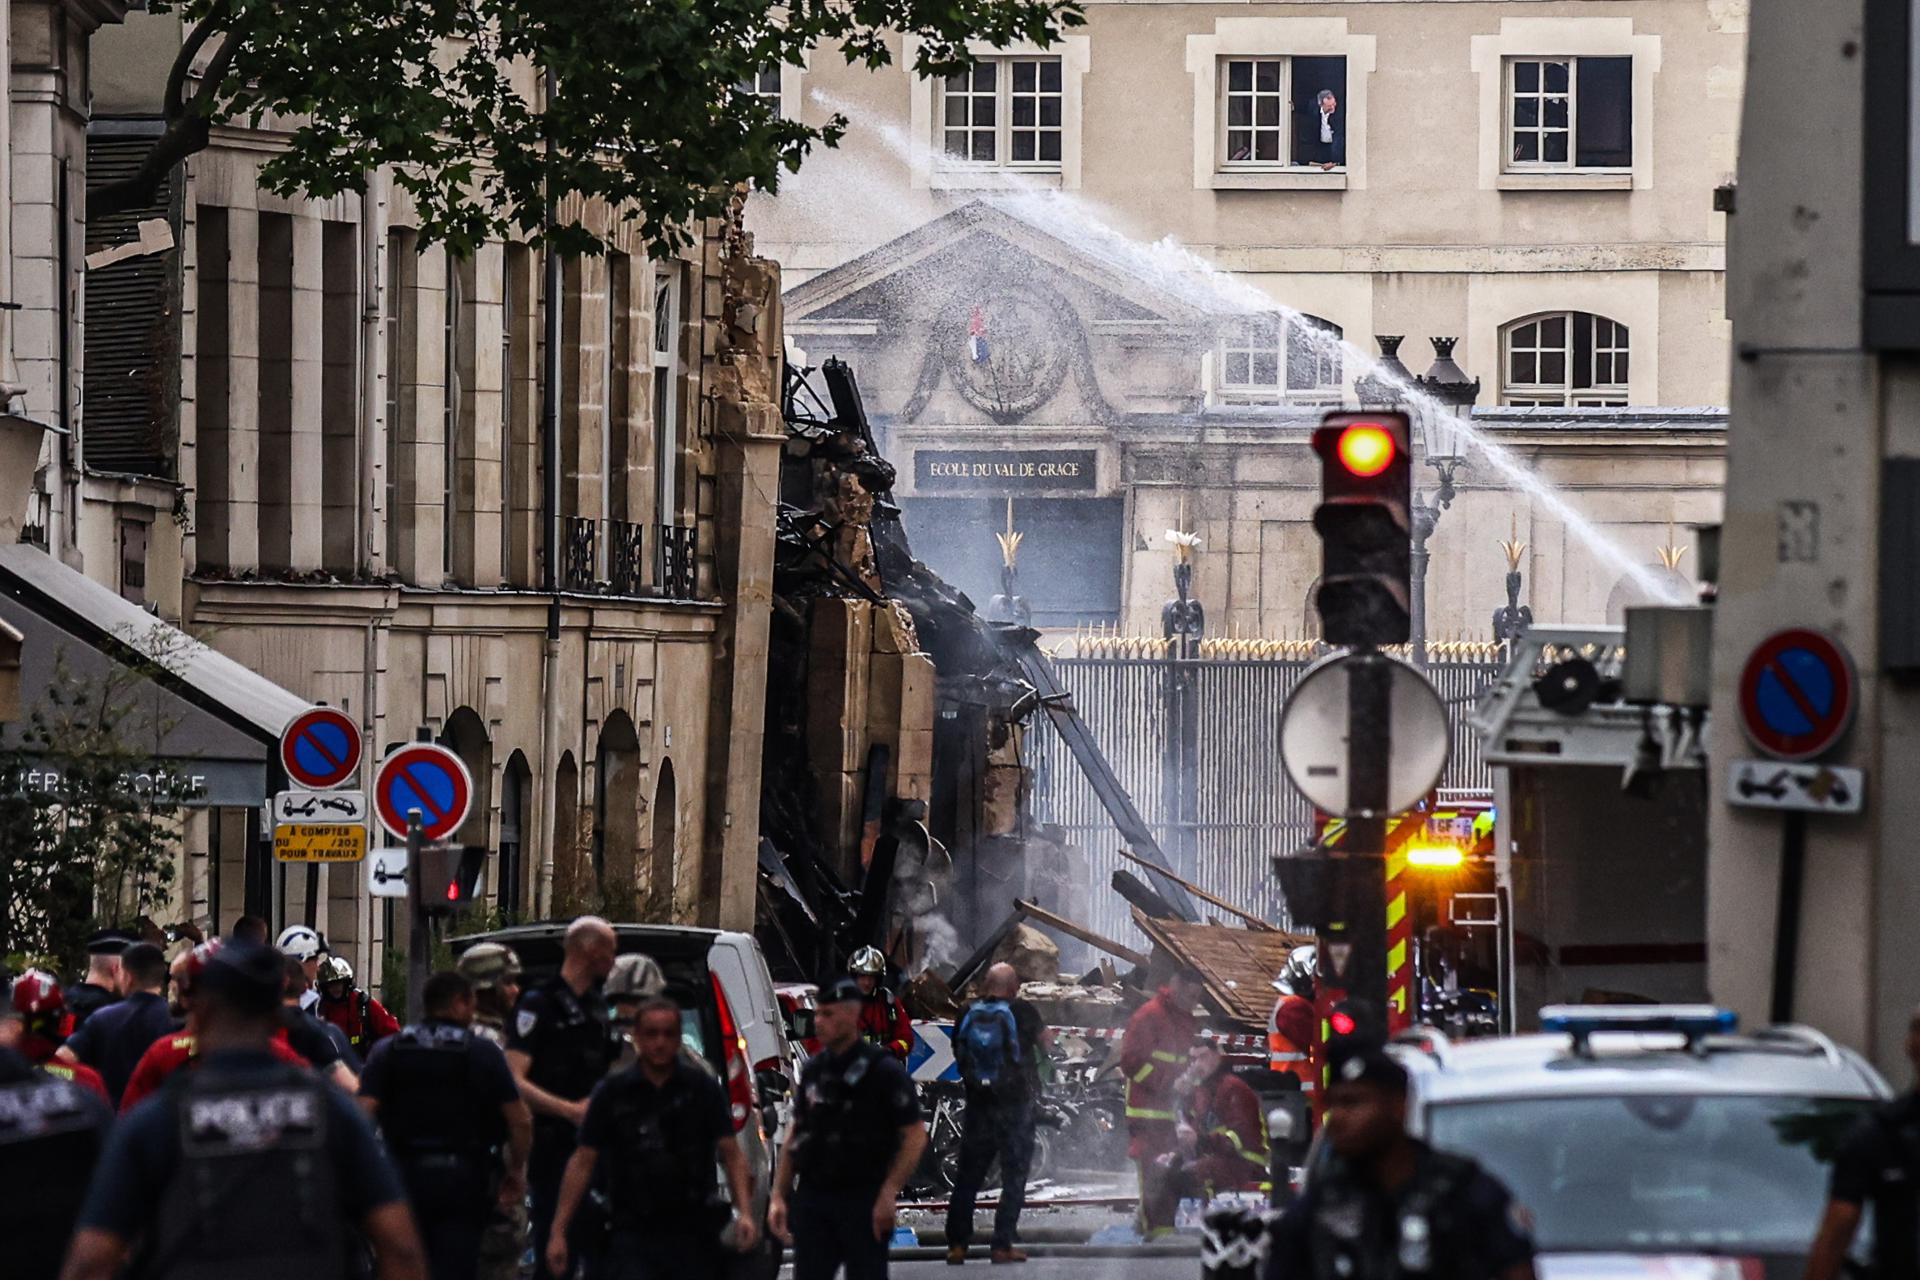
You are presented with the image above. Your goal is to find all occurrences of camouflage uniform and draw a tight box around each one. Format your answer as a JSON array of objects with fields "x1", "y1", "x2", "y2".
[{"x1": 459, "y1": 944, "x2": 529, "y2": 1280}]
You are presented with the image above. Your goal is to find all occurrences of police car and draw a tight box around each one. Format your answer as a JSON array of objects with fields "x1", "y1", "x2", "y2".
[{"x1": 1391, "y1": 1006, "x2": 1891, "y2": 1280}]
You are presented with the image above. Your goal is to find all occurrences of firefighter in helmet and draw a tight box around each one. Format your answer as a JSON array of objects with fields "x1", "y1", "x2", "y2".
[
  {"x1": 849, "y1": 946, "x2": 913, "y2": 1063},
  {"x1": 1269, "y1": 945, "x2": 1318, "y2": 1092},
  {"x1": 317, "y1": 955, "x2": 401, "y2": 1057}
]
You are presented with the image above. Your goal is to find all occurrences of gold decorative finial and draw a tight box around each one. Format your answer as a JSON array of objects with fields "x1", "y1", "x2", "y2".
[
  {"x1": 1499, "y1": 513, "x2": 1527, "y2": 572},
  {"x1": 995, "y1": 497, "x2": 1023, "y2": 569},
  {"x1": 1656, "y1": 543, "x2": 1688, "y2": 572},
  {"x1": 1164, "y1": 528, "x2": 1203, "y2": 564}
]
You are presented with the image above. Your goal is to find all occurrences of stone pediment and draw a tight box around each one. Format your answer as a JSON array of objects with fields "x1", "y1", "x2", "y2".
[{"x1": 786, "y1": 201, "x2": 1212, "y2": 425}]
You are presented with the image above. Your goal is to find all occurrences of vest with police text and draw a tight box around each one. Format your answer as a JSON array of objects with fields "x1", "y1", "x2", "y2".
[
  {"x1": 0, "y1": 1068, "x2": 107, "y2": 1280},
  {"x1": 147, "y1": 1064, "x2": 345, "y2": 1280}
]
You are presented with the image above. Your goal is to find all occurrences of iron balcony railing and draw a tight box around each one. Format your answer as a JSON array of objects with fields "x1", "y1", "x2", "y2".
[
  {"x1": 657, "y1": 523, "x2": 697, "y2": 600},
  {"x1": 608, "y1": 520, "x2": 646, "y2": 597},
  {"x1": 561, "y1": 516, "x2": 599, "y2": 592}
]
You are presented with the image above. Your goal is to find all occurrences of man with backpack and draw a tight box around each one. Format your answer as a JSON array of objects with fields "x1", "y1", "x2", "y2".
[{"x1": 945, "y1": 963, "x2": 1049, "y2": 1265}]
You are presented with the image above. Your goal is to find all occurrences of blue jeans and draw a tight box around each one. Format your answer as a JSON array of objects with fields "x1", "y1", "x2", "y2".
[{"x1": 944, "y1": 1092, "x2": 1036, "y2": 1250}]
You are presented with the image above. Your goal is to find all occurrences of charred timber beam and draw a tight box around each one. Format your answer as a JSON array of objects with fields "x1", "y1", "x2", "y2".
[{"x1": 1015, "y1": 898, "x2": 1149, "y2": 968}]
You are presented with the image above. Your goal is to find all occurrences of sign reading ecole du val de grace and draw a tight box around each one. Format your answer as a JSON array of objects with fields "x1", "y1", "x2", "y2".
[{"x1": 913, "y1": 449, "x2": 1098, "y2": 494}]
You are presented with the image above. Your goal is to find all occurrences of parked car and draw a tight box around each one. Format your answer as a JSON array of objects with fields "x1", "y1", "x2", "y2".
[
  {"x1": 449, "y1": 922, "x2": 795, "y2": 1280},
  {"x1": 1385, "y1": 1005, "x2": 1890, "y2": 1280},
  {"x1": 775, "y1": 982, "x2": 820, "y2": 1058}
]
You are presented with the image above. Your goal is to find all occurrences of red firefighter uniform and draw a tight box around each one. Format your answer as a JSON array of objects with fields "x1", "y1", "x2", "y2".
[
  {"x1": 118, "y1": 1031, "x2": 310, "y2": 1112},
  {"x1": 1140, "y1": 1057, "x2": 1270, "y2": 1232},
  {"x1": 318, "y1": 986, "x2": 401, "y2": 1055},
  {"x1": 859, "y1": 986, "x2": 914, "y2": 1062},
  {"x1": 1121, "y1": 986, "x2": 1197, "y2": 1161},
  {"x1": 1268, "y1": 991, "x2": 1316, "y2": 1092},
  {"x1": 10, "y1": 971, "x2": 109, "y2": 1102}
]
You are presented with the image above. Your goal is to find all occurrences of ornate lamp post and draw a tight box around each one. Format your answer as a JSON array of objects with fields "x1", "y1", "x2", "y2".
[
  {"x1": 1408, "y1": 338, "x2": 1480, "y2": 669},
  {"x1": 1355, "y1": 335, "x2": 1414, "y2": 410}
]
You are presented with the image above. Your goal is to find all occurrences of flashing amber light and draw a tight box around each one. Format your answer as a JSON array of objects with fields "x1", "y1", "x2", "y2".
[
  {"x1": 1336, "y1": 424, "x2": 1397, "y2": 478},
  {"x1": 1329, "y1": 1010, "x2": 1357, "y2": 1036},
  {"x1": 1406, "y1": 844, "x2": 1466, "y2": 870}
]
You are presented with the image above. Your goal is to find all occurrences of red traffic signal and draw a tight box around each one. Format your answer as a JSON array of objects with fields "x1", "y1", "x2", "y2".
[
  {"x1": 416, "y1": 845, "x2": 487, "y2": 915},
  {"x1": 1312, "y1": 412, "x2": 1412, "y2": 647},
  {"x1": 1334, "y1": 424, "x2": 1398, "y2": 478}
]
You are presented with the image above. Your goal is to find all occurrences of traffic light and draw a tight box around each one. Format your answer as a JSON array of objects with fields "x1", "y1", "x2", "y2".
[
  {"x1": 1325, "y1": 997, "x2": 1387, "y2": 1055},
  {"x1": 416, "y1": 845, "x2": 487, "y2": 914},
  {"x1": 1273, "y1": 852, "x2": 1333, "y2": 931},
  {"x1": 1312, "y1": 412, "x2": 1412, "y2": 646}
]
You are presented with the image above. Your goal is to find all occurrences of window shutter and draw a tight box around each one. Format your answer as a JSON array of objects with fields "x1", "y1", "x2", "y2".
[
  {"x1": 1574, "y1": 58, "x2": 1633, "y2": 169},
  {"x1": 84, "y1": 124, "x2": 182, "y2": 479}
]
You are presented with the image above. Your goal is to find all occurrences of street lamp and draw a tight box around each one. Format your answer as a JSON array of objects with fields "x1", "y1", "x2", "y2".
[
  {"x1": 1354, "y1": 335, "x2": 1413, "y2": 410},
  {"x1": 1408, "y1": 338, "x2": 1480, "y2": 669}
]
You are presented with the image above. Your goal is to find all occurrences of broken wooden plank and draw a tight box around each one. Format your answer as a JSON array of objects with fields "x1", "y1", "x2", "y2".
[
  {"x1": 1015, "y1": 898, "x2": 1149, "y2": 968},
  {"x1": 1111, "y1": 844, "x2": 1277, "y2": 932}
]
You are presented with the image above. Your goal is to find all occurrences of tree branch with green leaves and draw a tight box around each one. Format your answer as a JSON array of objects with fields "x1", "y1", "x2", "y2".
[{"x1": 95, "y1": 0, "x2": 1085, "y2": 258}]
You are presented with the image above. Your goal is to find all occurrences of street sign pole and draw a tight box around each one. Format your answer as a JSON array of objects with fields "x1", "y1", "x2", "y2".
[
  {"x1": 1339, "y1": 649, "x2": 1391, "y2": 1027},
  {"x1": 405, "y1": 810, "x2": 427, "y2": 1025}
]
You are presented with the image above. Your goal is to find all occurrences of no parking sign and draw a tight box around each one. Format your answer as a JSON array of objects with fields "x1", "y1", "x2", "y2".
[
  {"x1": 1737, "y1": 628, "x2": 1857, "y2": 762},
  {"x1": 372, "y1": 745, "x2": 474, "y2": 842}
]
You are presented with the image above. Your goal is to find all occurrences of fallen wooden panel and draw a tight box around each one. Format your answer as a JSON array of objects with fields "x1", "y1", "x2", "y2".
[{"x1": 1132, "y1": 910, "x2": 1314, "y2": 1029}]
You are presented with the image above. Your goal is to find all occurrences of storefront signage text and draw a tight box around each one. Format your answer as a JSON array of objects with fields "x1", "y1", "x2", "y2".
[{"x1": 914, "y1": 449, "x2": 1098, "y2": 493}]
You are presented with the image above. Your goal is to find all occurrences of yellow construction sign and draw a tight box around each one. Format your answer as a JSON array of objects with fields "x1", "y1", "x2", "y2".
[{"x1": 273, "y1": 822, "x2": 368, "y2": 863}]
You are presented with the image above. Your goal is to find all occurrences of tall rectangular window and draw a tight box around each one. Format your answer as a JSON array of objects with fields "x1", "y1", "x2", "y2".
[
  {"x1": 1506, "y1": 56, "x2": 1633, "y2": 171},
  {"x1": 607, "y1": 252, "x2": 631, "y2": 526},
  {"x1": 652, "y1": 266, "x2": 681, "y2": 527},
  {"x1": 500, "y1": 245, "x2": 517, "y2": 583},
  {"x1": 1223, "y1": 59, "x2": 1286, "y2": 165},
  {"x1": 195, "y1": 207, "x2": 232, "y2": 571},
  {"x1": 443, "y1": 256, "x2": 463, "y2": 579},
  {"x1": 383, "y1": 229, "x2": 416, "y2": 571},
  {"x1": 320, "y1": 223, "x2": 359, "y2": 574},
  {"x1": 939, "y1": 58, "x2": 1061, "y2": 169}
]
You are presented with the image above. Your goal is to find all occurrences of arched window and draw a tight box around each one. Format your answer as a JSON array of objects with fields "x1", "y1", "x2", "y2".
[
  {"x1": 438, "y1": 708, "x2": 492, "y2": 849},
  {"x1": 648, "y1": 760, "x2": 678, "y2": 919},
  {"x1": 498, "y1": 752, "x2": 532, "y2": 922},
  {"x1": 1218, "y1": 313, "x2": 1343, "y2": 402},
  {"x1": 1501, "y1": 311, "x2": 1629, "y2": 407},
  {"x1": 593, "y1": 713, "x2": 641, "y2": 909},
  {"x1": 551, "y1": 752, "x2": 580, "y2": 909}
]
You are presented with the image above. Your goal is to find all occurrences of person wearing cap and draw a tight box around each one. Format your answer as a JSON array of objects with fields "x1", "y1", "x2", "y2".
[
  {"x1": 0, "y1": 974, "x2": 115, "y2": 1280},
  {"x1": 1141, "y1": 1044, "x2": 1269, "y2": 1233},
  {"x1": 1264, "y1": 1047, "x2": 1536, "y2": 1280},
  {"x1": 57, "y1": 941, "x2": 430, "y2": 1280},
  {"x1": 507, "y1": 916, "x2": 618, "y2": 1280},
  {"x1": 452, "y1": 942, "x2": 529, "y2": 1280},
  {"x1": 58, "y1": 942, "x2": 175, "y2": 1106},
  {"x1": 1122, "y1": 966, "x2": 1206, "y2": 1237},
  {"x1": 66, "y1": 931, "x2": 130, "y2": 1031},
  {"x1": 770, "y1": 974, "x2": 927, "y2": 1280}
]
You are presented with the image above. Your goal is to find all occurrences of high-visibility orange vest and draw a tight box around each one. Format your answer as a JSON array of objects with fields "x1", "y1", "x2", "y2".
[{"x1": 1268, "y1": 993, "x2": 1316, "y2": 1093}]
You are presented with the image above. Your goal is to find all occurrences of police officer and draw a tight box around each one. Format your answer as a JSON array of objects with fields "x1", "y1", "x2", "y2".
[
  {"x1": 456, "y1": 943, "x2": 523, "y2": 1047},
  {"x1": 1265, "y1": 1048, "x2": 1536, "y2": 1280},
  {"x1": 506, "y1": 916, "x2": 617, "y2": 1280},
  {"x1": 65, "y1": 932, "x2": 130, "y2": 1031},
  {"x1": 55, "y1": 940, "x2": 429, "y2": 1280},
  {"x1": 1807, "y1": 1002, "x2": 1920, "y2": 1280},
  {"x1": 361, "y1": 970, "x2": 533, "y2": 1280},
  {"x1": 0, "y1": 975, "x2": 114, "y2": 1280},
  {"x1": 547, "y1": 995, "x2": 758, "y2": 1280},
  {"x1": 452, "y1": 943, "x2": 527, "y2": 1280},
  {"x1": 770, "y1": 976, "x2": 928, "y2": 1280}
]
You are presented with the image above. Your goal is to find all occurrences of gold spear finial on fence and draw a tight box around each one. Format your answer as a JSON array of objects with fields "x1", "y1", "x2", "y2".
[
  {"x1": 995, "y1": 497, "x2": 1023, "y2": 570},
  {"x1": 1499, "y1": 513, "x2": 1528, "y2": 572},
  {"x1": 1655, "y1": 523, "x2": 1688, "y2": 572}
]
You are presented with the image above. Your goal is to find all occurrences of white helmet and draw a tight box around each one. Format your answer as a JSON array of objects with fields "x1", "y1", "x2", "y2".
[
  {"x1": 1274, "y1": 944, "x2": 1318, "y2": 996},
  {"x1": 606, "y1": 953, "x2": 666, "y2": 1001},
  {"x1": 276, "y1": 925, "x2": 322, "y2": 961},
  {"x1": 849, "y1": 946, "x2": 886, "y2": 977}
]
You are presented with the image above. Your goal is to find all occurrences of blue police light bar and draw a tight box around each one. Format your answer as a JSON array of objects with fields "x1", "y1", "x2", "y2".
[{"x1": 1540, "y1": 1005, "x2": 1738, "y2": 1056}]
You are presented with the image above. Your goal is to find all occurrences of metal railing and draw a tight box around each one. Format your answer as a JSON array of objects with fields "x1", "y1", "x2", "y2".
[
  {"x1": 608, "y1": 520, "x2": 646, "y2": 597},
  {"x1": 657, "y1": 523, "x2": 697, "y2": 600},
  {"x1": 561, "y1": 516, "x2": 599, "y2": 592},
  {"x1": 1027, "y1": 651, "x2": 1505, "y2": 945}
]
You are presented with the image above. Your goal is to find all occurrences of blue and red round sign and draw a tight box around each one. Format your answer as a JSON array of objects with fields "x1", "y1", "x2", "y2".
[
  {"x1": 373, "y1": 744, "x2": 474, "y2": 842},
  {"x1": 1737, "y1": 628, "x2": 1857, "y2": 762},
  {"x1": 279, "y1": 707, "x2": 363, "y2": 790}
]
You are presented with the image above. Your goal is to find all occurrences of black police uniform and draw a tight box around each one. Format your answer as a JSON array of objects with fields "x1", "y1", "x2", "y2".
[
  {"x1": 577, "y1": 1056, "x2": 733, "y2": 1280},
  {"x1": 65, "y1": 981, "x2": 118, "y2": 1031},
  {"x1": 1265, "y1": 1140, "x2": 1534, "y2": 1280},
  {"x1": 508, "y1": 975, "x2": 615, "y2": 1280},
  {"x1": 789, "y1": 1039, "x2": 923, "y2": 1280},
  {"x1": 0, "y1": 1045, "x2": 113, "y2": 1280},
  {"x1": 65, "y1": 989, "x2": 175, "y2": 1105},
  {"x1": 361, "y1": 1020, "x2": 521, "y2": 1280},
  {"x1": 1828, "y1": 1091, "x2": 1920, "y2": 1275},
  {"x1": 76, "y1": 1047, "x2": 406, "y2": 1280}
]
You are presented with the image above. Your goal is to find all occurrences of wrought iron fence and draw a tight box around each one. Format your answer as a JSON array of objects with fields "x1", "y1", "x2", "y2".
[
  {"x1": 1026, "y1": 650, "x2": 1505, "y2": 945},
  {"x1": 562, "y1": 516, "x2": 599, "y2": 592},
  {"x1": 658, "y1": 523, "x2": 698, "y2": 600},
  {"x1": 608, "y1": 520, "x2": 646, "y2": 597}
]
